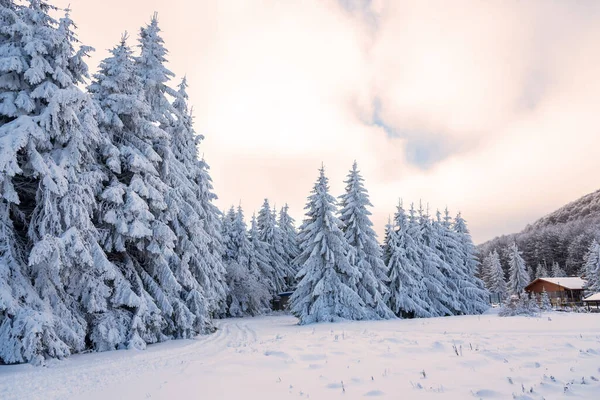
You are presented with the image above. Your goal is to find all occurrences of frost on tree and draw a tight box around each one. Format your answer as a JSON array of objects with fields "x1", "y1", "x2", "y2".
[
  {"x1": 278, "y1": 204, "x2": 300, "y2": 286},
  {"x1": 338, "y1": 162, "x2": 394, "y2": 319},
  {"x1": 134, "y1": 14, "x2": 205, "y2": 338},
  {"x1": 90, "y1": 33, "x2": 182, "y2": 349},
  {"x1": 507, "y1": 242, "x2": 530, "y2": 296},
  {"x1": 385, "y1": 204, "x2": 430, "y2": 318},
  {"x1": 583, "y1": 240, "x2": 600, "y2": 294},
  {"x1": 452, "y1": 212, "x2": 489, "y2": 314},
  {"x1": 535, "y1": 263, "x2": 549, "y2": 279},
  {"x1": 551, "y1": 262, "x2": 566, "y2": 278},
  {"x1": 163, "y1": 76, "x2": 228, "y2": 331},
  {"x1": 248, "y1": 214, "x2": 276, "y2": 310},
  {"x1": 415, "y1": 204, "x2": 460, "y2": 317},
  {"x1": 222, "y1": 206, "x2": 270, "y2": 317},
  {"x1": 257, "y1": 199, "x2": 289, "y2": 294},
  {"x1": 289, "y1": 166, "x2": 366, "y2": 324},
  {"x1": 485, "y1": 250, "x2": 507, "y2": 301},
  {"x1": 480, "y1": 252, "x2": 493, "y2": 289},
  {"x1": 0, "y1": 2, "x2": 118, "y2": 364},
  {"x1": 540, "y1": 288, "x2": 552, "y2": 311}
]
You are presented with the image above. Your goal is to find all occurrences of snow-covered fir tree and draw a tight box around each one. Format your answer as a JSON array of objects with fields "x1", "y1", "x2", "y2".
[
  {"x1": 222, "y1": 206, "x2": 269, "y2": 316},
  {"x1": 164, "y1": 76, "x2": 227, "y2": 326},
  {"x1": 382, "y1": 218, "x2": 394, "y2": 266},
  {"x1": 582, "y1": 240, "x2": 600, "y2": 293},
  {"x1": 486, "y1": 250, "x2": 507, "y2": 301},
  {"x1": 526, "y1": 265, "x2": 535, "y2": 282},
  {"x1": 551, "y1": 262, "x2": 566, "y2": 278},
  {"x1": 540, "y1": 288, "x2": 552, "y2": 311},
  {"x1": 278, "y1": 204, "x2": 300, "y2": 286},
  {"x1": 507, "y1": 242, "x2": 530, "y2": 296},
  {"x1": 256, "y1": 199, "x2": 289, "y2": 294},
  {"x1": 338, "y1": 162, "x2": 394, "y2": 319},
  {"x1": 289, "y1": 166, "x2": 366, "y2": 324},
  {"x1": 0, "y1": 1, "x2": 123, "y2": 363},
  {"x1": 412, "y1": 203, "x2": 457, "y2": 317},
  {"x1": 90, "y1": 33, "x2": 186, "y2": 349},
  {"x1": 385, "y1": 204, "x2": 430, "y2": 318},
  {"x1": 451, "y1": 211, "x2": 490, "y2": 314},
  {"x1": 480, "y1": 252, "x2": 494, "y2": 289},
  {"x1": 248, "y1": 213, "x2": 276, "y2": 299},
  {"x1": 535, "y1": 263, "x2": 549, "y2": 279}
]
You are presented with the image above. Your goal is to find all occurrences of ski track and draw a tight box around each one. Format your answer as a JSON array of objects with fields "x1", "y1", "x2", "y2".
[{"x1": 1, "y1": 313, "x2": 599, "y2": 400}]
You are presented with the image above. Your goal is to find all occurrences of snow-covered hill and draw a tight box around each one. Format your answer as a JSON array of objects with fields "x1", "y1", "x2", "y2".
[
  {"x1": 478, "y1": 189, "x2": 600, "y2": 276},
  {"x1": 1, "y1": 313, "x2": 599, "y2": 399},
  {"x1": 525, "y1": 189, "x2": 600, "y2": 232}
]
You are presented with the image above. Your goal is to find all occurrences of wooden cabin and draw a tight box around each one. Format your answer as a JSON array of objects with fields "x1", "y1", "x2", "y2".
[{"x1": 525, "y1": 277, "x2": 587, "y2": 305}]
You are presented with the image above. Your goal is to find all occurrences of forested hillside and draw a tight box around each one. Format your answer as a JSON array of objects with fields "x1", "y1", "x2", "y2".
[{"x1": 478, "y1": 189, "x2": 600, "y2": 277}]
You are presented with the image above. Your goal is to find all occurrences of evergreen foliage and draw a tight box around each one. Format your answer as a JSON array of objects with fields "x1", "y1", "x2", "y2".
[
  {"x1": 289, "y1": 167, "x2": 366, "y2": 324},
  {"x1": 486, "y1": 250, "x2": 507, "y2": 301},
  {"x1": 583, "y1": 240, "x2": 600, "y2": 293},
  {"x1": 507, "y1": 243, "x2": 530, "y2": 296},
  {"x1": 338, "y1": 162, "x2": 394, "y2": 319},
  {"x1": 278, "y1": 204, "x2": 300, "y2": 286},
  {"x1": 256, "y1": 199, "x2": 288, "y2": 294}
]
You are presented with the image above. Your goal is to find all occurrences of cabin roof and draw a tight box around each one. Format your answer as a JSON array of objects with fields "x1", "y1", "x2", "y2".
[
  {"x1": 526, "y1": 277, "x2": 587, "y2": 290},
  {"x1": 583, "y1": 293, "x2": 600, "y2": 302}
]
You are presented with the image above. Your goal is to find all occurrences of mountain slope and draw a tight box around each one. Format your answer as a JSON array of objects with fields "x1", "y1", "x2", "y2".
[
  {"x1": 524, "y1": 189, "x2": 600, "y2": 232},
  {"x1": 478, "y1": 189, "x2": 600, "y2": 277}
]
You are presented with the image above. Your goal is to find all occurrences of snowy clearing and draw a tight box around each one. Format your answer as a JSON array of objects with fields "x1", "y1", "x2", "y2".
[{"x1": 1, "y1": 312, "x2": 599, "y2": 400}]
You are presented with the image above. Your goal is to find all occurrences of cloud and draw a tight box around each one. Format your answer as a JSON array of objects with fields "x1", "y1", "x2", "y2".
[{"x1": 63, "y1": 0, "x2": 600, "y2": 243}]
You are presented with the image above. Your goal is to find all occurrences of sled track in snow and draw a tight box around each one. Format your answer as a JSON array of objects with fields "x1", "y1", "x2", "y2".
[{"x1": 0, "y1": 319, "x2": 263, "y2": 400}]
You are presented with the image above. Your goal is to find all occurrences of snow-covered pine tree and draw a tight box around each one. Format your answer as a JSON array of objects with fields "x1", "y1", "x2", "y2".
[
  {"x1": 221, "y1": 207, "x2": 237, "y2": 263},
  {"x1": 133, "y1": 14, "x2": 205, "y2": 338},
  {"x1": 535, "y1": 263, "x2": 549, "y2": 279},
  {"x1": 0, "y1": 1, "x2": 70, "y2": 365},
  {"x1": 413, "y1": 203, "x2": 456, "y2": 317},
  {"x1": 289, "y1": 166, "x2": 366, "y2": 324},
  {"x1": 135, "y1": 13, "x2": 175, "y2": 128},
  {"x1": 551, "y1": 262, "x2": 566, "y2": 278},
  {"x1": 382, "y1": 218, "x2": 394, "y2": 266},
  {"x1": 480, "y1": 252, "x2": 494, "y2": 290},
  {"x1": 486, "y1": 250, "x2": 507, "y2": 301},
  {"x1": 248, "y1": 214, "x2": 275, "y2": 310},
  {"x1": 272, "y1": 205, "x2": 296, "y2": 286},
  {"x1": 433, "y1": 209, "x2": 469, "y2": 314},
  {"x1": 453, "y1": 212, "x2": 489, "y2": 314},
  {"x1": 540, "y1": 288, "x2": 552, "y2": 311},
  {"x1": 385, "y1": 204, "x2": 430, "y2": 318},
  {"x1": 257, "y1": 199, "x2": 288, "y2": 294},
  {"x1": 507, "y1": 242, "x2": 530, "y2": 296},
  {"x1": 338, "y1": 162, "x2": 394, "y2": 319},
  {"x1": 278, "y1": 204, "x2": 300, "y2": 286},
  {"x1": 582, "y1": 240, "x2": 600, "y2": 294},
  {"x1": 90, "y1": 33, "x2": 183, "y2": 349},
  {"x1": 0, "y1": 2, "x2": 121, "y2": 363},
  {"x1": 163, "y1": 76, "x2": 228, "y2": 330},
  {"x1": 222, "y1": 206, "x2": 269, "y2": 317},
  {"x1": 526, "y1": 265, "x2": 535, "y2": 282}
]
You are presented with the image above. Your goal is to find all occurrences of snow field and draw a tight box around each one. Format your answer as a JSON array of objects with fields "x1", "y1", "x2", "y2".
[{"x1": 1, "y1": 311, "x2": 599, "y2": 399}]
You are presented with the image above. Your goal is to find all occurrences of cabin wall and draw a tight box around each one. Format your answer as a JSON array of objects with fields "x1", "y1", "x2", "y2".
[{"x1": 526, "y1": 280, "x2": 584, "y2": 302}]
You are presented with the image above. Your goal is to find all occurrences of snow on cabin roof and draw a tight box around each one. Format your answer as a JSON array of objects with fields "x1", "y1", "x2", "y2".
[
  {"x1": 583, "y1": 293, "x2": 600, "y2": 302},
  {"x1": 536, "y1": 277, "x2": 587, "y2": 290}
]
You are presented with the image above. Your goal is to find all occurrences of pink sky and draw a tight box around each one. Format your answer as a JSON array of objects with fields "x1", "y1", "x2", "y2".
[{"x1": 62, "y1": 0, "x2": 600, "y2": 243}]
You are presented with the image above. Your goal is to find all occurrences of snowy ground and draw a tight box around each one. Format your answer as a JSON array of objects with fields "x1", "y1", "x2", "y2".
[{"x1": 1, "y1": 311, "x2": 599, "y2": 400}]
